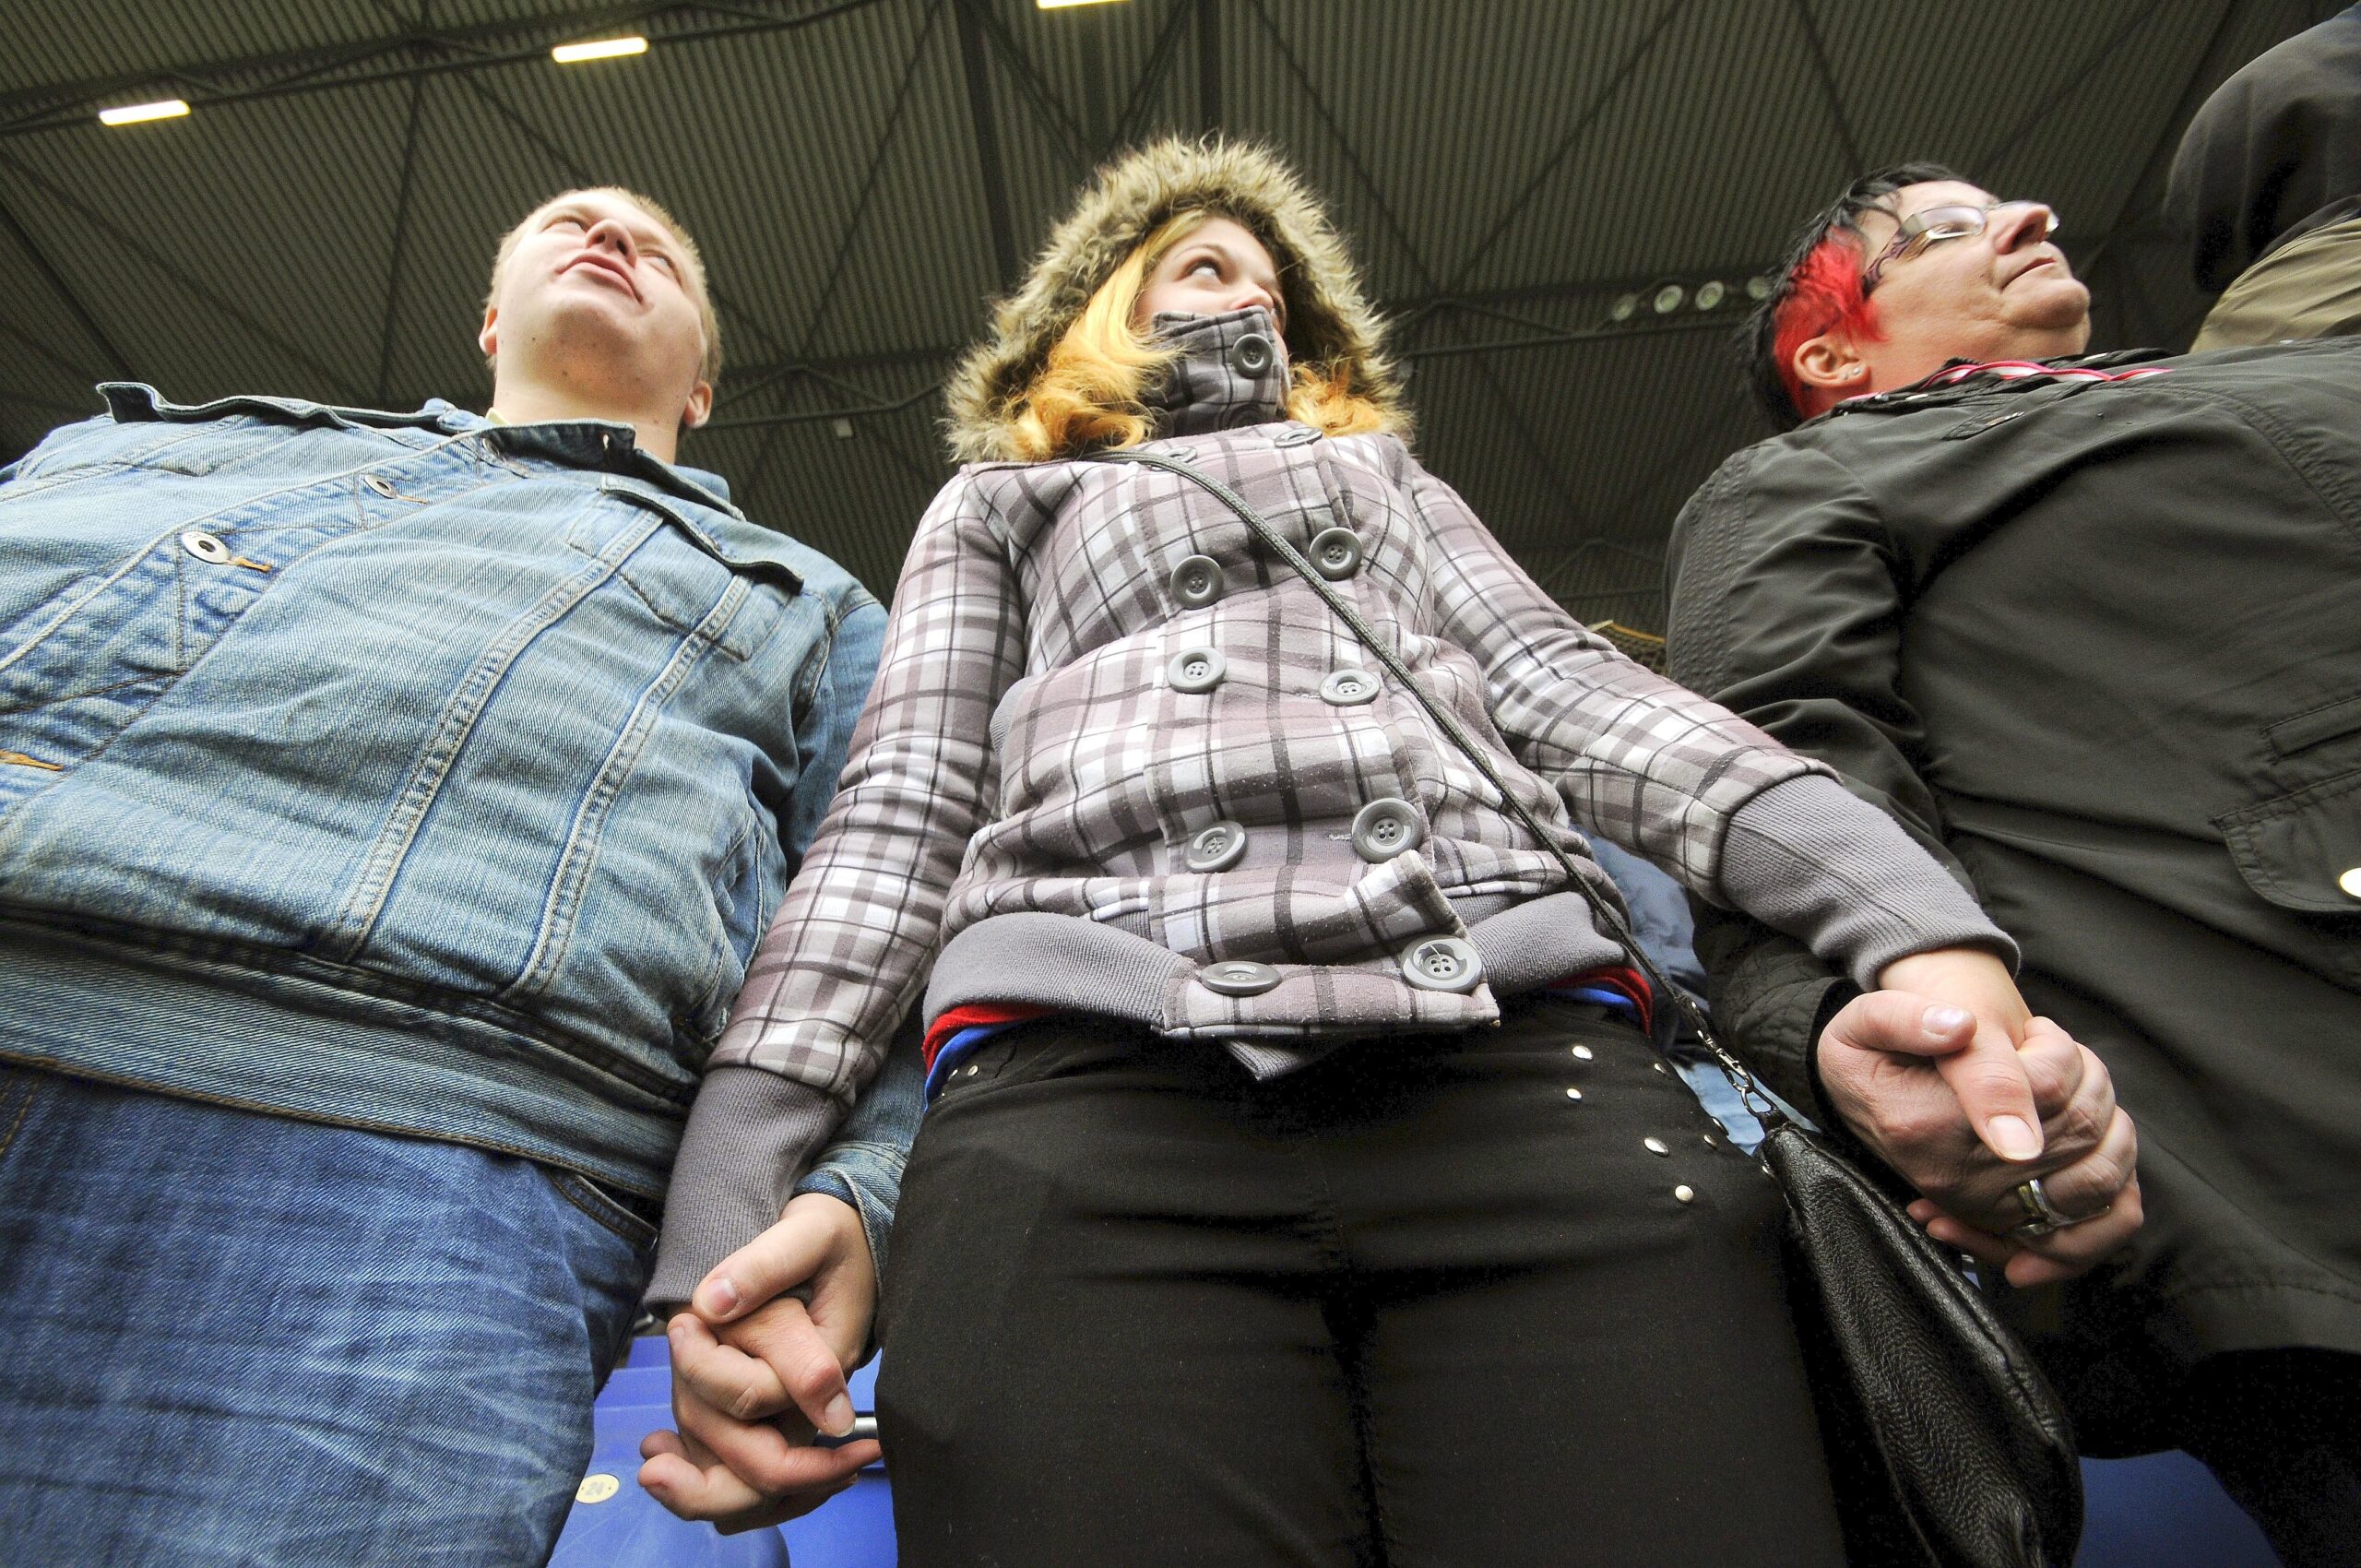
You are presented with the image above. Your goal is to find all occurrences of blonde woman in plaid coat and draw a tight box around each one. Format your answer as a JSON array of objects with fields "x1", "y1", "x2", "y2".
[{"x1": 646, "y1": 140, "x2": 2098, "y2": 1564}]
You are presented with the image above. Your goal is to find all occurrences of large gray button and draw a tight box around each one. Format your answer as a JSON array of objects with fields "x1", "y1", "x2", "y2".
[
  {"x1": 1229, "y1": 333, "x2": 1275, "y2": 377},
  {"x1": 1169, "y1": 647, "x2": 1227, "y2": 693},
  {"x1": 1319, "y1": 668, "x2": 1379, "y2": 707},
  {"x1": 1400, "y1": 935, "x2": 1483, "y2": 993},
  {"x1": 180, "y1": 529, "x2": 231, "y2": 564},
  {"x1": 1200, "y1": 959, "x2": 1281, "y2": 997},
  {"x1": 1350, "y1": 797, "x2": 1424, "y2": 862},
  {"x1": 1184, "y1": 819, "x2": 1249, "y2": 873},
  {"x1": 1274, "y1": 424, "x2": 1323, "y2": 447},
  {"x1": 1170, "y1": 554, "x2": 1223, "y2": 609},
  {"x1": 1309, "y1": 528, "x2": 1361, "y2": 580}
]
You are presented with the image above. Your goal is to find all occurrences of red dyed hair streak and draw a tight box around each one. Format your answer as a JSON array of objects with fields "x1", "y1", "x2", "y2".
[{"x1": 1770, "y1": 232, "x2": 1881, "y2": 422}]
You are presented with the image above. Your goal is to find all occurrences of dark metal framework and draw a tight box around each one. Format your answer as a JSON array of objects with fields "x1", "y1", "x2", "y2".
[{"x1": 4, "y1": 0, "x2": 2346, "y2": 626}]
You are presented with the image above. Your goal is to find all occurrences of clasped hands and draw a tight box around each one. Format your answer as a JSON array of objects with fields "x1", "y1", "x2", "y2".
[
  {"x1": 1831, "y1": 946, "x2": 2142, "y2": 1286},
  {"x1": 639, "y1": 1192, "x2": 883, "y2": 1533},
  {"x1": 637, "y1": 947, "x2": 2140, "y2": 1531}
]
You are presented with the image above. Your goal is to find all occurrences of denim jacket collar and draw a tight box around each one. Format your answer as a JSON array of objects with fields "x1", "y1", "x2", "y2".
[{"x1": 95, "y1": 382, "x2": 740, "y2": 517}]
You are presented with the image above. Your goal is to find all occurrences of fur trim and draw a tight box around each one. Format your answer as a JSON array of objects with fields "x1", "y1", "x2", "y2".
[{"x1": 943, "y1": 137, "x2": 1409, "y2": 462}]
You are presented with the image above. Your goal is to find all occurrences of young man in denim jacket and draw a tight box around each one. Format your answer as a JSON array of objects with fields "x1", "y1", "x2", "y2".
[{"x1": 0, "y1": 187, "x2": 908, "y2": 1565}]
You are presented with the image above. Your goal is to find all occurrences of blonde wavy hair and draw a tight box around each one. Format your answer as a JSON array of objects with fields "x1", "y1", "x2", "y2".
[{"x1": 1008, "y1": 210, "x2": 1387, "y2": 461}]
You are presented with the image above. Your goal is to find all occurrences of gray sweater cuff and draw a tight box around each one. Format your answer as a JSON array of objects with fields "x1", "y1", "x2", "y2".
[
  {"x1": 643, "y1": 1067, "x2": 838, "y2": 1315},
  {"x1": 1718, "y1": 773, "x2": 2019, "y2": 989}
]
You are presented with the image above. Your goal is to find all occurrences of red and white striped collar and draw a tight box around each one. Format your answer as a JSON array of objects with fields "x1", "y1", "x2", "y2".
[{"x1": 1924, "y1": 358, "x2": 2174, "y2": 387}]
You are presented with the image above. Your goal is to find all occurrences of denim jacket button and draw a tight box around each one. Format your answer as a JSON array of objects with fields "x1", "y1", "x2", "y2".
[
  {"x1": 179, "y1": 529, "x2": 231, "y2": 564},
  {"x1": 1199, "y1": 959, "x2": 1281, "y2": 997},
  {"x1": 1400, "y1": 935, "x2": 1482, "y2": 993},
  {"x1": 1309, "y1": 528, "x2": 1361, "y2": 581},
  {"x1": 1319, "y1": 668, "x2": 1379, "y2": 707},
  {"x1": 1169, "y1": 647, "x2": 1227, "y2": 694},
  {"x1": 1184, "y1": 819, "x2": 1249, "y2": 873},
  {"x1": 1170, "y1": 554, "x2": 1224, "y2": 609},
  {"x1": 1350, "y1": 798, "x2": 1425, "y2": 862}
]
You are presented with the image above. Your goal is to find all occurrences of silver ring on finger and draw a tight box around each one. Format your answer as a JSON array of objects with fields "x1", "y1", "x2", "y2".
[{"x1": 2008, "y1": 1175, "x2": 2109, "y2": 1240}]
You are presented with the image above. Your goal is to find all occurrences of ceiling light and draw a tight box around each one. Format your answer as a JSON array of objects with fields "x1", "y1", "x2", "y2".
[
  {"x1": 1694, "y1": 280, "x2": 1726, "y2": 311},
  {"x1": 1652, "y1": 284, "x2": 1685, "y2": 315},
  {"x1": 1609, "y1": 293, "x2": 1638, "y2": 323},
  {"x1": 1746, "y1": 274, "x2": 1775, "y2": 302},
  {"x1": 552, "y1": 36, "x2": 648, "y2": 64},
  {"x1": 1038, "y1": 0, "x2": 1128, "y2": 8},
  {"x1": 98, "y1": 99, "x2": 190, "y2": 126}
]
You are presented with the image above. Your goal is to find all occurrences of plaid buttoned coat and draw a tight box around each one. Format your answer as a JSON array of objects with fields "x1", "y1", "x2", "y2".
[{"x1": 708, "y1": 311, "x2": 1832, "y2": 1098}]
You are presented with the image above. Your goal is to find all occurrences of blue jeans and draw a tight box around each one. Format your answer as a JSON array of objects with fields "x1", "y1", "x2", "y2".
[{"x1": 0, "y1": 1065, "x2": 652, "y2": 1566}]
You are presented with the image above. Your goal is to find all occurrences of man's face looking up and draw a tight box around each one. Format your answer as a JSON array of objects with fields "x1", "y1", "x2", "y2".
[
  {"x1": 480, "y1": 189, "x2": 717, "y2": 434},
  {"x1": 1797, "y1": 179, "x2": 2094, "y2": 406}
]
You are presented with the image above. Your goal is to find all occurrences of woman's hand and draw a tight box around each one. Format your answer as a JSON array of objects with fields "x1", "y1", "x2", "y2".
[
  {"x1": 1820, "y1": 951, "x2": 2143, "y2": 1285},
  {"x1": 1868, "y1": 946, "x2": 2044, "y2": 1163},
  {"x1": 639, "y1": 1193, "x2": 883, "y2": 1532}
]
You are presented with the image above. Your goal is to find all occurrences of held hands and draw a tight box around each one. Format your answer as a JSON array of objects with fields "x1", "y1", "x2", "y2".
[
  {"x1": 639, "y1": 1193, "x2": 883, "y2": 1533},
  {"x1": 1823, "y1": 947, "x2": 2142, "y2": 1287}
]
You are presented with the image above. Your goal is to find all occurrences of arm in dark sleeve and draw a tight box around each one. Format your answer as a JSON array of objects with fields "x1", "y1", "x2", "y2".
[{"x1": 1667, "y1": 440, "x2": 1991, "y2": 1104}]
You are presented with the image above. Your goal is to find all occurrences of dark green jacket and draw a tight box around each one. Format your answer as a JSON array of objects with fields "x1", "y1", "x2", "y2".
[{"x1": 1666, "y1": 338, "x2": 2361, "y2": 1452}]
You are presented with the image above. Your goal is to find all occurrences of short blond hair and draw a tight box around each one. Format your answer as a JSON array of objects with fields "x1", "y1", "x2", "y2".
[
  {"x1": 1009, "y1": 209, "x2": 1385, "y2": 462},
  {"x1": 486, "y1": 186, "x2": 723, "y2": 387}
]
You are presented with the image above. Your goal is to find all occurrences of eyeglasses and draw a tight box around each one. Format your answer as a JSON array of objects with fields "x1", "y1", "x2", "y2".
[{"x1": 1861, "y1": 200, "x2": 2058, "y2": 289}]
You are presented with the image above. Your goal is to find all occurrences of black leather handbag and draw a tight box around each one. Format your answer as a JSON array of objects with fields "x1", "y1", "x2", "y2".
[{"x1": 1094, "y1": 446, "x2": 2083, "y2": 1568}]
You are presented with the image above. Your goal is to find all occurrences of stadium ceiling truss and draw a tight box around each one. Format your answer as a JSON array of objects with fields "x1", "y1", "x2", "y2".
[{"x1": 0, "y1": 0, "x2": 2341, "y2": 628}]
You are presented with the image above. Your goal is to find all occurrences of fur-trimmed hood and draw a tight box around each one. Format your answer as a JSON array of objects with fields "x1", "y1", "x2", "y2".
[{"x1": 943, "y1": 137, "x2": 1409, "y2": 463}]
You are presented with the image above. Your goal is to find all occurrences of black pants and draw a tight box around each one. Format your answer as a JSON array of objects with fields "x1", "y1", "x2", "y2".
[{"x1": 876, "y1": 1000, "x2": 1849, "y2": 1567}]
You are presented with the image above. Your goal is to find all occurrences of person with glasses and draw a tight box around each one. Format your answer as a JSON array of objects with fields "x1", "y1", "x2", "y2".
[{"x1": 1668, "y1": 163, "x2": 2361, "y2": 1566}]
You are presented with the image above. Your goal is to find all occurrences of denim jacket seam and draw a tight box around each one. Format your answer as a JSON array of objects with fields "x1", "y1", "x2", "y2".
[
  {"x1": 508, "y1": 578, "x2": 755, "y2": 1006},
  {"x1": 317, "y1": 510, "x2": 665, "y2": 962},
  {"x1": 783, "y1": 582, "x2": 868, "y2": 712}
]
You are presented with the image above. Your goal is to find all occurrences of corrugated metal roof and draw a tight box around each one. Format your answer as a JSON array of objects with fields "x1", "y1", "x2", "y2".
[{"x1": 1, "y1": 0, "x2": 2343, "y2": 630}]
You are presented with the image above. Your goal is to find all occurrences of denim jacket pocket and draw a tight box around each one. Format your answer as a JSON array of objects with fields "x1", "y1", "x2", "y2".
[{"x1": 601, "y1": 481, "x2": 803, "y2": 593}]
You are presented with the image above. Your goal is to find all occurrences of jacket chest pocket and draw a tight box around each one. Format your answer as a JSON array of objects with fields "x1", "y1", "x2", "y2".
[
  {"x1": 2213, "y1": 766, "x2": 2361, "y2": 987},
  {"x1": 574, "y1": 481, "x2": 804, "y2": 662}
]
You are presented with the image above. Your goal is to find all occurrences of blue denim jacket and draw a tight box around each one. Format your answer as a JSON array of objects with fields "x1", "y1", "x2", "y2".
[{"x1": 0, "y1": 386, "x2": 892, "y2": 1205}]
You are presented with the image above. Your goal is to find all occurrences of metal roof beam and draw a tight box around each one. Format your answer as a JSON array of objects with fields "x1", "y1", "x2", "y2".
[
  {"x1": 1789, "y1": 0, "x2": 1864, "y2": 173},
  {"x1": 1974, "y1": 0, "x2": 2175, "y2": 173},
  {"x1": 1440, "y1": 0, "x2": 1691, "y2": 294},
  {"x1": 794, "y1": 0, "x2": 946, "y2": 353},
  {"x1": 375, "y1": 70, "x2": 430, "y2": 404},
  {"x1": 962, "y1": 0, "x2": 1092, "y2": 172},
  {"x1": 0, "y1": 315, "x2": 102, "y2": 387},
  {"x1": 0, "y1": 193, "x2": 134, "y2": 379},
  {"x1": 953, "y1": 0, "x2": 1021, "y2": 290},
  {"x1": 1196, "y1": 0, "x2": 1220, "y2": 132},
  {"x1": 1101, "y1": 0, "x2": 1193, "y2": 155},
  {"x1": 0, "y1": 0, "x2": 896, "y2": 138},
  {"x1": 1246, "y1": 0, "x2": 1600, "y2": 545}
]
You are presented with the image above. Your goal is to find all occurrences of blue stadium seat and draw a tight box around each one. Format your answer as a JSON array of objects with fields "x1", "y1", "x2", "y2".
[
  {"x1": 561, "y1": 1339, "x2": 2279, "y2": 1567},
  {"x1": 2078, "y1": 1450, "x2": 2280, "y2": 1567},
  {"x1": 551, "y1": 1337, "x2": 894, "y2": 1568}
]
